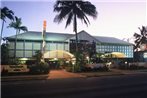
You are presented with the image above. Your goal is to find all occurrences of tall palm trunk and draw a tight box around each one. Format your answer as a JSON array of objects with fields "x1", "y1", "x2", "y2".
[
  {"x1": 73, "y1": 14, "x2": 79, "y2": 72},
  {"x1": 14, "y1": 29, "x2": 18, "y2": 58},
  {"x1": 1, "y1": 20, "x2": 5, "y2": 44},
  {"x1": 73, "y1": 14, "x2": 78, "y2": 52}
]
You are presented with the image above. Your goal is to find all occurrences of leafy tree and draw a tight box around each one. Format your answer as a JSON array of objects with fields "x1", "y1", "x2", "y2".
[
  {"x1": 33, "y1": 50, "x2": 43, "y2": 63},
  {"x1": 134, "y1": 26, "x2": 147, "y2": 51},
  {"x1": 0, "y1": 7, "x2": 14, "y2": 44},
  {"x1": 53, "y1": 0, "x2": 97, "y2": 71},
  {"x1": 8, "y1": 16, "x2": 28, "y2": 58},
  {"x1": 1, "y1": 43, "x2": 10, "y2": 64}
]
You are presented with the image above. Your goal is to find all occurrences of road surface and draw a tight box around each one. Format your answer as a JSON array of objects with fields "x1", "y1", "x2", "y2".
[{"x1": 2, "y1": 74, "x2": 147, "y2": 98}]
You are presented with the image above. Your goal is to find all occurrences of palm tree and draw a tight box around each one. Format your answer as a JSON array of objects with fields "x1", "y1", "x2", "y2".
[
  {"x1": 134, "y1": 26, "x2": 147, "y2": 51},
  {"x1": 53, "y1": 0, "x2": 97, "y2": 52},
  {"x1": 0, "y1": 7, "x2": 14, "y2": 44},
  {"x1": 53, "y1": 0, "x2": 97, "y2": 71},
  {"x1": 8, "y1": 16, "x2": 28, "y2": 58}
]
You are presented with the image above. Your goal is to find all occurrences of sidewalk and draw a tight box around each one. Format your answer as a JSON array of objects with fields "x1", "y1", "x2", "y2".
[
  {"x1": 1, "y1": 69, "x2": 147, "y2": 82},
  {"x1": 1, "y1": 70, "x2": 85, "y2": 82}
]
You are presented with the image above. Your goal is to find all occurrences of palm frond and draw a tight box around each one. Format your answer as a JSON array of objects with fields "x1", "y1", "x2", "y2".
[
  {"x1": 53, "y1": 0, "x2": 97, "y2": 30},
  {"x1": 65, "y1": 12, "x2": 73, "y2": 28},
  {"x1": 54, "y1": 7, "x2": 71, "y2": 23},
  {"x1": 19, "y1": 26, "x2": 28, "y2": 32},
  {"x1": 8, "y1": 16, "x2": 28, "y2": 33},
  {"x1": 80, "y1": 1, "x2": 97, "y2": 18},
  {"x1": 0, "y1": 7, "x2": 14, "y2": 21}
]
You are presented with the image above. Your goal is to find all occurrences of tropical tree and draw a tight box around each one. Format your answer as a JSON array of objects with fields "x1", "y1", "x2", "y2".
[
  {"x1": 0, "y1": 7, "x2": 14, "y2": 44},
  {"x1": 8, "y1": 16, "x2": 28, "y2": 58},
  {"x1": 53, "y1": 0, "x2": 97, "y2": 71},
  {"x1": 1, "y1": 43, "x2": 10, "y2": 64},
  {"x1": 54, "y1": 0, "x2": 97, "y2": 52},
  {"x1": 134, "y1": 26, "x2": 147, "y2": 51}
]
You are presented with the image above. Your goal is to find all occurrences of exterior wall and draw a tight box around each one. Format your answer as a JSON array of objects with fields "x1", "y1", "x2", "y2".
[
  {"x1": 96, "y1": 44, "x2": 133, "y2": 58},
  {"x1": 9, "y1": 40, "x2": 133, "y2": 58},
  {"x1": 9, "y1": 40, "x2": 69, "y2": 58}
]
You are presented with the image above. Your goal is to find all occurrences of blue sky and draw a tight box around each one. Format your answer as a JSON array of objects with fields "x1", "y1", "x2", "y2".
[{"x1": 1, "y1": 0, "x2": 147, "y2": 41}]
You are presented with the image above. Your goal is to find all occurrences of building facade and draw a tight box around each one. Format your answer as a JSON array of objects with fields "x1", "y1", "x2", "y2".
[{"x1": 6, "y1": 30, "x2": 133, "y2": 59}]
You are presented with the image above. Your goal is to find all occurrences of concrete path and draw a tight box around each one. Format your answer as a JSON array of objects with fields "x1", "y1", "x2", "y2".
[{"x1": 48, "y1": 70, "x2": 85, "y2": 79}]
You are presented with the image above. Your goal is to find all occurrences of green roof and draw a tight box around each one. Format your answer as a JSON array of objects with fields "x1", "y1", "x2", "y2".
[
  {"x1": 94, "y1": 36, "x2": 133, "y2": 45},
  {"x1": 7, "y1": 31, "x2": 74, "y2": 41},
  {"x1": 7, "y1": 30, "x2": 133, "y2": 45}
]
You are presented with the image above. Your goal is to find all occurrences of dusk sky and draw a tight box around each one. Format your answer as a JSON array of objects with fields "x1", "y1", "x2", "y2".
[{"x1": 1, "y1": 0, "x2": 147, "y2": 41}]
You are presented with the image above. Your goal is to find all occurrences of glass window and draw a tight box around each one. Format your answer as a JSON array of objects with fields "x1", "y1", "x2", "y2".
[
  {"x1": 25, "y1": 42, "x2": 32, "y2": 50},
  {"x1": 16, "y1": 42, "x2": 24, "y2": 49},
  {"x1": 33, "y1": 42, "x2": 41, "y2": 50},
  {"x1": 50, "y1": 43, "x2": 57, "y2": 50},
  {"x1": 32, "y1": 51, "x2": 36, "y2": 56},
  {"x1": 16, "y1": 50, "x2": 24, "y2": 57},
  {"x1": 25, "y1": 51, "x2": 32, "y2": 57},
  {"x1": 64, "y1": 44, "x2": 69, "y2": 51},
  {"x1": 45, "y1": 43, "x2": 50, "y2": 51},
  {"x1": 57, "y1": 43, "x2": 64, "y2": 50}
]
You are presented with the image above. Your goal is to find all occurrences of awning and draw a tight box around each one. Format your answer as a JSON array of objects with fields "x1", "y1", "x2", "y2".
[
  {"x1": 43, "y1": 50, "x2": 74, "y2": 59},
  {"x1": 102, "y1": 52, "x2": 126, "y2": 58}
]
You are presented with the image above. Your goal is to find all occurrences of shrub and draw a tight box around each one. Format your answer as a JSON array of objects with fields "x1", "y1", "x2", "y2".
[
  {"x1": 65, "y1": 66, "x2": 73, "y2": 72},
  {"x1": 81, "y1": 65, "x2": 109, "y2": 72},
  {"x1": 26, "y1": 60, "x2": 36, "y2": 65},
  {"x1": 28, "y1": 61, "x2": 50, "y2": 74},
  {"x1": 8, "y1": 59, "x2": 20, "y2": 65}
]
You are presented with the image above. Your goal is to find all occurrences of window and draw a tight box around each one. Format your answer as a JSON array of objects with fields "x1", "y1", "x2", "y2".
[
  {"x1": 16, "y1": 42, "x2": 24, "y2": 49},
  {"x1": 16, "y1": 50, "x2": 24, "y2": 57},
  {"x1": 25, "y1": 51, "x2": 32, "y2": 57},
  {"x1": 33, "y1": 42, "x2": 41, "y2": 50},
  {"x1": 64, "y1": 44, "x2": 69, "y2": 51},
  {"x1": 50, "y1": 43, "x2": 57, "y2": 50},
  {"x1": 57, "y1": 43, "x2": 64, "y2": 50},
  {"x1": 45, "y1": 43, "x2": 50, "y2": 51},
  {"x1": 25, "y1": 42, "x2": 32, "y2": 50}
]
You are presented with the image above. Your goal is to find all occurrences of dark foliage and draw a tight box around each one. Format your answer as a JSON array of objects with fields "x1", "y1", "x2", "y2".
[
  {"x1": 134, "y1": 26, "x2": 147, "y2": 51},
  {"x1": 28, "y1": 61, "x2": 50, "y2": 74}
]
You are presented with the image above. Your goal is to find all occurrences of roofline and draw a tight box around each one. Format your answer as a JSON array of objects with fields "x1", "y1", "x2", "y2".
[{"x1": 6, "y1": 30, "x2": 134, "y2": 45}]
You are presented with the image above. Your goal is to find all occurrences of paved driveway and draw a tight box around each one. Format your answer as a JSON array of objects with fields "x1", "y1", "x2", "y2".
[{"x1": 48, "y1": 70, "x2": 85, "y2": 79}]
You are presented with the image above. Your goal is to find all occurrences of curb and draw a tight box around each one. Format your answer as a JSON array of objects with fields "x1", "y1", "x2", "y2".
[{"x1": 1, "y1": 74, "x2": 49, "y2": 82}]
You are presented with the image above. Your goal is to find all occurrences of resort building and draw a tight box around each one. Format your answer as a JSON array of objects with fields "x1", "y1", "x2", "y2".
[{"x1": 6, "y1": 30, "x2": 134, "y2": 60}]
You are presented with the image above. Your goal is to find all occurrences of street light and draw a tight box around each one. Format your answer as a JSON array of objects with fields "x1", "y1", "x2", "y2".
[{"x1": 86, "y1": 56, "x2": 89, "y2": 64}]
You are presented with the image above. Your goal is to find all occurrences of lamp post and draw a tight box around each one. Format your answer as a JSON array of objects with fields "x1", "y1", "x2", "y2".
[{"x1": 86, "y1": 56, "x2": 89, "y2": 64}]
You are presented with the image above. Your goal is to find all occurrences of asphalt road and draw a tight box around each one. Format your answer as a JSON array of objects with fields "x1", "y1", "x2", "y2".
[{"x1": 2, "y1": 74, "x2": 147, "y2": 98}]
